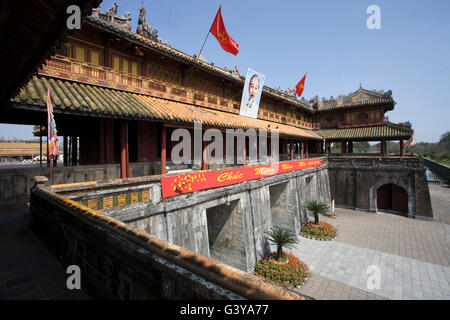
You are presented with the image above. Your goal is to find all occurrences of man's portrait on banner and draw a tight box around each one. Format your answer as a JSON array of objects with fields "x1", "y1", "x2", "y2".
[{"x1": 239, "y1": 68, "x2": 265, "y2": 119}]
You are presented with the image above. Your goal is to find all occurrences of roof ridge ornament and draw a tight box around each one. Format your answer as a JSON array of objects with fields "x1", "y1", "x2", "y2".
[
  {"x1": 137, "y1": 1, "x2": 160, "y2": 42},
  {"x1": 91, "y1": 4, "x2": 132, "y2": 31}
]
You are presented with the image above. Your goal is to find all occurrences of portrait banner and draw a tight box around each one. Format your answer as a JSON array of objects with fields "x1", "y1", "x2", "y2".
[{"x1": 239, "y1": 68, "x2": 265, "y2": 119}]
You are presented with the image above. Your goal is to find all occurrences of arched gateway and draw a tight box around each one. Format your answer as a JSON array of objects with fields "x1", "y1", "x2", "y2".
[{"x1": 369, "y1": 178, "x2": 415, "y2": 217}]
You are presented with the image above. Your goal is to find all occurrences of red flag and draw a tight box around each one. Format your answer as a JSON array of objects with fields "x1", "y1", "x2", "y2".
[
  {"x1": 296, "y1": 73, "x2": 307, "y2": 97},
  {"x1": 209, "y1": 6, "x2": 239, "y2": 55}
]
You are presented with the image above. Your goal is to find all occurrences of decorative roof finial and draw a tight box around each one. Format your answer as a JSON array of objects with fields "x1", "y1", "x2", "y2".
[
  {"x1": 137, "y1": 1, "x2": 160, "y2": 42},
  {"x1": 105, "y1": 3, "x2": 118, "y2": 16}
]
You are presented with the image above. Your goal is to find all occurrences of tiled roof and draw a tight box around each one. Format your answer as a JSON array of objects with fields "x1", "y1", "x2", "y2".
[
  {"x1": 317, "y1": 88, "x2": 395, "y2": 111},
  {"x1": 84, "y1": 16, "x2": 313, "y2": 112},
  {"x1": 317, "y1": 123, "x2": 412, "y2": 140},
  {"x1": 12, "y1": 76, "x2": 321, "y2": 140}
]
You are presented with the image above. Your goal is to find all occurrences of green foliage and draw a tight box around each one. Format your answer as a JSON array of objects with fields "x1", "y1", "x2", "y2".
[
  {"x1": 264, "y1": 228, "x2": 299, "y2": 261},
  {"x1": 301, "y1": 222, "x2": 337, "y2": 240},
  {"x1": 410, "y1": 141, "x2": 450, "y2": 166},
  {"x1": 398, "y1": 121, "x2": 412, "y2": 128},
  {"x1": 255, "y1": 252, "x2": 310, "y2": 287},
  {"x1": 440, "y1": 132, "x2": 450, "y2": 145},
  {"x1": 306, "y1": 200, "x2": 329, "y2": 224},
  {"x1": 352, "y1": 141, "x2": 371, "y2": 153}
]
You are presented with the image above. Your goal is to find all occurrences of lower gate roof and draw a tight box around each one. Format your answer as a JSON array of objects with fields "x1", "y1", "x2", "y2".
[
  {"x1": 317, "y1": 123, "x2": 413, "y2": 141},
  {"x1": 9, "y1": 75, "x2": 322, "y2": 140}
]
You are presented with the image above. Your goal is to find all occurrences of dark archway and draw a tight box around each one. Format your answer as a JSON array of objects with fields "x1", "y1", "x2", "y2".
[{"x1": 376, "y1": 184, "x2": 408, "y2": 214}]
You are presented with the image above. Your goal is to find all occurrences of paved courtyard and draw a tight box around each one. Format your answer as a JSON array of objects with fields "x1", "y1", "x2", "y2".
[{"x1": 293, "y1": 183, "x2": 450, "y2": 300}]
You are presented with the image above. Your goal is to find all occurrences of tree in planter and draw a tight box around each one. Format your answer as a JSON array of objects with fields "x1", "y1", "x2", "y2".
[
  {"x1": 306, "y1": 200, "x2": 330, "y2": 224},
  {"x1": 264, "y1": 228, "x2": 299, "y2": 261}
]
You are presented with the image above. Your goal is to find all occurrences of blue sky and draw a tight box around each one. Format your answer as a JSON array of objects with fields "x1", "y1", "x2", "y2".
[{"x1": 1, "y1": 0, "x2": 449, "y2": 142}]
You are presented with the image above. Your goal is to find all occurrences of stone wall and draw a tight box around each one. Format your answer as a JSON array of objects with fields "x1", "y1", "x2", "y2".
[
  {"x1": 0, "y1": 162, "x2": 161, "y2": 206},
  {"x1": 29, "y1": 182, "x2": 310, "y2": 300},
  {"x1": 328, "y1": 156, "x2": 433, "y2": 220},
  {"x1": 103, "y1": 163, "x2": 331, "y2": 273}
]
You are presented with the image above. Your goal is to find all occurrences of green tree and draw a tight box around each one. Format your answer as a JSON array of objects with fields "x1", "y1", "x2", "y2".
[
  {"x1": 439, "y1": 132, "x2": 450, "y2": 145},
  {"x1": 264, "y1": 228, "x2": 299, "y2": 261},
  {"x1": 306, "y1": 200, "x2": 330, "y2": 224}
]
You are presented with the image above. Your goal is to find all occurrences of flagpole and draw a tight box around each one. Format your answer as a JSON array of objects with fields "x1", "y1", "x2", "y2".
[
  {"x1": 199, "y1": 4, "x2": 221, "y2": 57},
  {"x1": 48, "y1": 108, "x2": 53, "y2": 185},
  {"x1": 198, "y1": 29, "x2": 210, "y2": 57}
]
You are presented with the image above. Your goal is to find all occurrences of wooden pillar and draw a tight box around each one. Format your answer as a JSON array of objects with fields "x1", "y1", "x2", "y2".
[
  {"x1": 300, "y1": 141, "x2": 304, "y2": 159},
  {"x1": 305, "y1": 141, "x2": 309, "y2": 158},
  {"x1": 120, "y1": 120, "x2": 130, "y2": 178},
  {"x1": 161, "y1": 124, "x2": 166, "y2": 175},
  {"x1": 340, "y1": 140, "x2": 345, "y2": 155},
  {"x1": 381, "y1": 139, "x2": 387, "y2": 156},
  {"x1": 290, "y1": 140, "x2": 294, "y2": 160},
  {"x1": 348, "y1": 140, "x2": 353, "y2": 153},
  {"x1": 400, "y1": 139, "x2": 405, "y2": 157},
  {"x1": 243, "y1": 137, "x2": 247, "y2": 166}
]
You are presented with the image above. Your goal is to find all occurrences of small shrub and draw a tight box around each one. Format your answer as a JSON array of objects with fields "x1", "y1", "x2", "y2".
[
  {"x1": 301, "y1": 221, "x2": 337, "y2": 240},
  {"x1": 255, "y1": 251, "x2": 310, "y2": 287},
  {"x1": 264, "y1": 228, "x2": 299, "y2": 261},
  {"x1": 306, "y1": 200, "x2": 330, "y2": 224}
]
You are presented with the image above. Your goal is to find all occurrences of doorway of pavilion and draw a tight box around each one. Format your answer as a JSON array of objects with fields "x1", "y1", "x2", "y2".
[{"x1": 376, "y1": 183, "x2": 408, "y2": 215}]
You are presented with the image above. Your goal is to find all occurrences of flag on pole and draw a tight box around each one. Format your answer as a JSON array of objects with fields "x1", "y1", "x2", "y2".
[
  {"x1": 295, "y1": 73, "x2": 307, "y2": 97},
  {"x1": 47, "y1": 89, "x2": 59, "y2": 160},
  {"x1": 404, "y1": 133, "x2": 415, "y2": 149},
  {"x1": 209, "y1": 6, "x2": 239, "y2": 55}
]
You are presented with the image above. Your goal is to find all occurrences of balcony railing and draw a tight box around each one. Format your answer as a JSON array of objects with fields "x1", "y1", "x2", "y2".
[
  {"x1": 40, "y1": 55, "x2": 239, "y2": 111},
  {"x1": 39, "y1": 55, "x2": 314, "y2": 130},
  {"x1": 328, "y1": 155, "x2": 423, "y2": 168}
]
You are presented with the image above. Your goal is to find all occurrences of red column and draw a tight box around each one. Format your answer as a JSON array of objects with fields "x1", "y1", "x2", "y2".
[
  {"x1": 381, "y1": 139, "x2": 386, "y2": 156},
  {"x1": 340, "y1": 140, "x2": 345, "y2": 155},
  {"x1": 120, "y1": 120, "x2": 129, "y2": 178},
  {"x1": 300, "y1": 141, "x2": 304, "y2": 159},
  {"x1": 161, "y1": 124, "x2": 166, "y2": 175},
  {"x1": 305, "y1": 141, "x2": 309, "y2": 158},
  {"x1": 348, "y1": 141, "x2": 353, "y2": 153},
  {"x1": 290, "y1": 140, "x2": 294, "y2": 160},
  {"x1": 400, "y1": 139, "x2": 404, "y2": 157}
]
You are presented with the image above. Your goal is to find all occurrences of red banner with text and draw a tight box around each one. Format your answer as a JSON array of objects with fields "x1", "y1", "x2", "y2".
[{"x1": 161, "y1": 158, "x2": 322, "y2": 198}]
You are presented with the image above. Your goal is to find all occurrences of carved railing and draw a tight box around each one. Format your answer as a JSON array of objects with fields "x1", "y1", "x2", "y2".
[
  {"x1": 328, "y1": 155, "x2": 423, "y2": 168},
  {"x1": 40, "y1": 55, "x2": 239, "y2": 112},
  {"x1": 39, "y1": 55, "x2": 315, "y2": 130}
]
